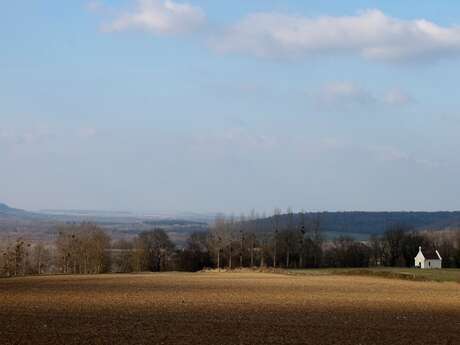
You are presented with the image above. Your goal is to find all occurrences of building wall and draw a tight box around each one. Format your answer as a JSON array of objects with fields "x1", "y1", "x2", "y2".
[
  {"x1": 414, "y1": 252, "x2": 424, "y2": 268},
  {"x1": 424, "y1": 259, "x2": 442, "y2": 269}
]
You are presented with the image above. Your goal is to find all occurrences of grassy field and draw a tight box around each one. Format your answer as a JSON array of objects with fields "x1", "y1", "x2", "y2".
[
  {"x1": 1, "y1": 272, "x2": 460, "y2": 345},
  {"x1": 287, "y1": 267, "x2": 460, "y2": 282}
]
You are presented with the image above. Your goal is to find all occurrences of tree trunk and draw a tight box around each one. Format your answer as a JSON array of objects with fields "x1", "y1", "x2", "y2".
[
  {"x1": 217, "y1": 249, "x2": 220, "y2": 271},
  {"x1": 240, "y1": 234, "x2": 244, "y2": 268},
  {"x1": 37, "y1": 248, "x2": 42, "y2": 275},
  {"x1": 229, "y1": 245, "x2": 232, "y2": 269}
]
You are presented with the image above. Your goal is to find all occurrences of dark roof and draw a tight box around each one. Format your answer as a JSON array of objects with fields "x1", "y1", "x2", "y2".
[{"x1": 422, "y1": 250, "x2": 440, "y2": 260}]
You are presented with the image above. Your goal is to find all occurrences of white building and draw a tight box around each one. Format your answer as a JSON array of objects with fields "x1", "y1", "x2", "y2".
[{"x1": 414, "y1": 247, "x2": 442, "y2": 269}]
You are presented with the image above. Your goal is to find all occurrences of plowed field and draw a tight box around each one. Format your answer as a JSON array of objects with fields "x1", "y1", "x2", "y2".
[{"x1": 1, "y1": 272, "x2": 459, "y2": 345}]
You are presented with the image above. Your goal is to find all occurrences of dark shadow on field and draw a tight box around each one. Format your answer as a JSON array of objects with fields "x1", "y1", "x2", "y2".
[{"x1": 1, "y1": 306, "x2": 459, "y2": 345}]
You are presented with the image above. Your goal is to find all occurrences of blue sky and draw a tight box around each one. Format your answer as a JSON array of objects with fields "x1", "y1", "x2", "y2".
[{"x1": 2, "y1": 0, "x2": 460, "y2": 213}]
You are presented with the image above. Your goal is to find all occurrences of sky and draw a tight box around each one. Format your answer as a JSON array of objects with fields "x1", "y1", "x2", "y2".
[{"x1": 2, "y1": 0, "x2": 460, "y2": 214}]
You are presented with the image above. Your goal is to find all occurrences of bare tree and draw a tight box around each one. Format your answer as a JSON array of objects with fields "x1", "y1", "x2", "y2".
[
  {"x1": 112, "y1": 239, "x2": 137, "y2": 273},
  {"x1": 55, "y1": 223, "x2": 111, "y2": 274},
  {"x1": 247, "y1": 210, "x2": 258, "y2": 267},
  {"x1": 181, "y1": 232, "x2": 211, "y2": 272},
  {"x1": 31, "y1": 243, "x2": 51, "y2": 275},
  {"x1": 138, "y1": 229, "x2": 175, "y2": 272},
  {"x1": 208, "y1": 215, "x2": 229, "y2": 270},
  {"x1": 369, "y1": 234, "x2": 384, "y2": 267},
  {"x1": 282, "y1": 208, "x2": 299, "y2": 268},
  {"x1": 298, "y1": 211, "x2": 306, "y2": 268},
  {"x1": 239, "y1": 213, "x2": 246, "y2": 268},
  {"x1": 271, "y1": 208, "x2": 282, "y2": 268}
]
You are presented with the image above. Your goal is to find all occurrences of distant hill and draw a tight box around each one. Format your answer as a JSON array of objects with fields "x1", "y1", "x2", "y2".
[
  {"x1": 252, "y1": 211, "x2": 460, "y2": 239},
  {"x1": 0, "y1": 203, "x2": 58, "y2": 241},
  {"x1": 3, "y1": 203, "x2": 460, "y2": 241},
  {"x1": 0, "y1": 203, "x2": 40, "y2": 218},
  {"x1": 0, "y1": 203, "x2": 209, "y2": 244},
  {"x1": 0, "y1": 202, "x2": 19, "y2": 213}
]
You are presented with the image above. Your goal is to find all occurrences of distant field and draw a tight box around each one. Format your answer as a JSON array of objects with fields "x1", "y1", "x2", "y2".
[
  {"x1": 287, "y1": 267, "x2": 460, "y2": 283},
  {"x1": 1, "y1": 272, "x2": 460, "y2": 345}
]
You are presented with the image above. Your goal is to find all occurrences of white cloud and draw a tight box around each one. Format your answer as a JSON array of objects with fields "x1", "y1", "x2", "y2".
[
  {"x1": 316, "y1": 82, "x2": 375, "y2": 108},
  {"x1": 102, "y1": 0, "x2": 206, "y2": 35},
  {"x1": 214, "y1": 9, "x2": 460, "y2": 62},
  {"x1": 384, "y1": 88, "x2": 413, "y2": 106}
]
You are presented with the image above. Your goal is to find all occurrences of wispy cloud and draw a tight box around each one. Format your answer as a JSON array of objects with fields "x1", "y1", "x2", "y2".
[
  {"x1": 76, "y1": 127, "x2": 98, "y2": 139},
  {"x1": 369, "y1": 145, "x2": 410, "y2": 162},
  {"x1": 100, "y1": 0, "x2": 206, "y2": 35},
  {"x1": 0, "y1": 126, "x2": 56, "y2": 145},
  {"x1": 316, "y1": 82, "x2": 376, "y2": 108},
  {"x1": 214, "y1": 9, "x2": 460, "y2": 62},
  {"x1": 0, "y1": 126, "x2": 100, "y2": 147},
  {"x1": 86, "y1": 1, "x2": 105, "y2": 13},
  {"x1": 368, "y1": 145, "x2": 441, "y2": 168},
  {"x1": 313, "y1": 82, "x2": 413, "y2": 109},
  {"x1": 384, "y1": 88, "x2": 413, "y2": 106}
]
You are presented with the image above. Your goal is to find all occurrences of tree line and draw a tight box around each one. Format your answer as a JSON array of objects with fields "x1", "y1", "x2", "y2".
[{"x1": 2, "y1": 211, "x2": 460, "y2": 277}]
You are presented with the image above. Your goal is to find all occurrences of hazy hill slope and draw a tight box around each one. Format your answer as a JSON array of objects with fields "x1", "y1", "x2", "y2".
[
  {"x1": 2, "y1": 202, "x2": 460, "y2": 241},
  {"x1": 0, "y1": 203, "x2": 45, "y2": 219},
  {"x1": 252, "y1": 211, "x2": 460, "y2": 236}
]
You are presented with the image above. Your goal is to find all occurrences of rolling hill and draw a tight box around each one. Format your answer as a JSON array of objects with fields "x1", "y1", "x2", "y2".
[
  {"x1": 2, "y1": 202, "x2": 460, "y2": 241},
  {"x1": 252, "y1": 211, "x2": 460, "y2": 239}
]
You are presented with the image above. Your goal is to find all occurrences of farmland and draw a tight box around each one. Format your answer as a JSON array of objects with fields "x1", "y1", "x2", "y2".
[
  {"x1": 288, "y1": 267, "x2": 460, "y2": 283},
  {"x1": 1, "y1": 272, "x2": 460, "y2": 345}
]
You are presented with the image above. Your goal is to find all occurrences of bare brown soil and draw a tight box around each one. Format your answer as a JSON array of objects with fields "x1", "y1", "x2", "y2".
[{"x1": 1, "y1": 272, "x2": 459, "y2": 345}]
